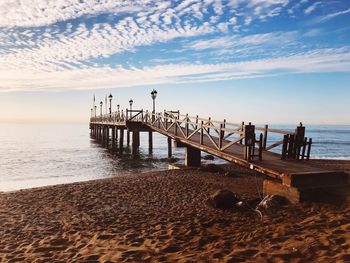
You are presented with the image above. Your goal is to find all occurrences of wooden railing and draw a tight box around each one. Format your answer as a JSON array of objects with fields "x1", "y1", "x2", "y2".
[{"x1": 90, "y1": 109, "x2": 312, "y2": 161}]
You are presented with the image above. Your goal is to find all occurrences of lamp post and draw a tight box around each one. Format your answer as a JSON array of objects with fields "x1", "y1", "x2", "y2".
[
  {"x1": 100, "y1": 101, "x2": 103, "y2": 117},
  {"x1": 151, "y1": 89, "x2": 157, "y2": 113},
  {"x1": 94, "y1": 105, "x2": 97, "y2": 117},
  {"x1": 117, "y1": 104, "x2": 120, "y2": 112},
  {"x1": 108, "y1": 93, "x2": 113, "y2": 117},
  {"x1": 90, "y1": 108, "x2": 93, "y2": 118},
  {"x1": 151, "y1": 89, "x2": 157, "y2": 121},
  {"x1": 129, "y1": 99, "x2": 133, "y2": 118}
]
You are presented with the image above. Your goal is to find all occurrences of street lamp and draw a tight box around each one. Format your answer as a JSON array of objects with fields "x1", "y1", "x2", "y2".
[
  {"x1": 108, "y1": 93, "x2": 113, "y2": 117},
  {"x1": 129, "y1": 99, "x2": 133, "y2": 111},
  {"x1": 129, "y1": 99, "x2": 133, "y2": 118},
  {"x1": 94, "y1": 105, "x2": 97, "y2": 117},
  {"x1": 100, "y1": 101, "x2": 103, "y2": 117},
  {"x1": 151, "y1": 89, "x2": 157, "y2": 113},
  {"x1": 117, "y1": 104, "x2": 120, "y2": 112},
  {"x1": 90, "y1": 108, "x2": 93, "y2": 118}
]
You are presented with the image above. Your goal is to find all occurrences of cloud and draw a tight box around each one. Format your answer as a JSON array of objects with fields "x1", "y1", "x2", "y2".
[
  {"x1": 187, "y1": 31, "x2": 297, "y2": 51},
  {"x1": 0, "y1": 0, "x2": 349, "y2": 93},
  {"x1": 304, "y1": 2, "x2": 322, "y2": 15},
  {"x1": 1, "y1": 48, "x2": 349, "y2": 92},
  {"x1": 0, "y1": 0, "x2": 146, "y2": 27},
  {"x1": 317, "y1": 7, "x2": 350, "y2": 23}
]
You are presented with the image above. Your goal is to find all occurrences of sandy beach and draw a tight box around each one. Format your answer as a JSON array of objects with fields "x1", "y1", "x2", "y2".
[{"x1": 1, "y1": 161, "x2": 350, "y2": 262}]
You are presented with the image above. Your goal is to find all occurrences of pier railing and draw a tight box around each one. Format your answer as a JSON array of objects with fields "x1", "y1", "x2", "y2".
[{"x1": 90, "y1": 109, "x2": 312, "y2": 161}]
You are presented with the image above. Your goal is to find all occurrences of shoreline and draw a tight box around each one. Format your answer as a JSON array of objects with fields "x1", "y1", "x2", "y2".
[
  {"x1": 1, "y1": 162, "x2": 350, "y2": 262},
  {"x1": 1, "y1": 159, "x2": 349, "y2": 195}
]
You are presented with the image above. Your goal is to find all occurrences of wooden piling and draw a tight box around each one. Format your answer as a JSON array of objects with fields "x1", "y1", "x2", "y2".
[
  {"x1": 148, "y1": 131, "x2": 153, "y2": 153},
  {"x1": 112, "y1": 127, "x2": 116, "y2": 149},
  {"x1": 185, "y1": 146, "x2": 201, "y2": 167},
  {"x1": 127, "y1": 131, "x2": 130, "y2": 146},
  {"x1": 119, "y1": 128, "x2": 124, "y2": 153},
  {"x1": 167, "y1": 137, "x2": 172, "y2": 158},
  {"x1": 132, "y1": 130, "x2": 140, "y2": 156}
]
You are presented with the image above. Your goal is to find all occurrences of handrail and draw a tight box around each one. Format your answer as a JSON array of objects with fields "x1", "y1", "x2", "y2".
[{"x1": 90, "y1": 109, "x2": 308, "y2": 160}]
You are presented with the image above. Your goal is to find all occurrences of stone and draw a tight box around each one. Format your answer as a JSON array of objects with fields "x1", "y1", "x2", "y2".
[
  {"x1": 202, "y1": 164, "x2": 223, "y2": 173},
  {"x1": 169, "y1": 157, "x2": 179, "y2": 163},
  {"x1": 256, "y1": 195, "x2": 288, "y2": 211},
  {"x1": 209, "y1": 189, "x2": 239, "y2": 209}
]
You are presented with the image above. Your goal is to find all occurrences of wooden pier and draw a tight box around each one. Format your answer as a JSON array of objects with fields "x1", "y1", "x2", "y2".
[{"x1": 89, "y1": 109, "x2": 349, "y2": 203}]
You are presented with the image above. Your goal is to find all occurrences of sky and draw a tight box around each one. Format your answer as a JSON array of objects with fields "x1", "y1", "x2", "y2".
[{"x1": 0, "y1": 0, "x2": 349, "y2": 125}]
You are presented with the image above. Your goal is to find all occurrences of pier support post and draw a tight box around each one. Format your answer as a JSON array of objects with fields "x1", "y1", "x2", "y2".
[
  {"x1": 132, "y1": 131, "x2": 140, "y2": 156},
  {"x1": 101, "y1": 126, "x2": 106, "y2": 146},
  {"x1": 96, "y1": 126, "x2": 101, "y2": 142},
  {"x1": 127, "y1": 131, "x2": 130, "y2": 146},
  {"x1": 167, "y1": 137, "x2": 172, "y2": 158},
  {"x1": 106, "y1": 127, "x2": 110, "y2": 147},
  {"x1": 119, "y1": 128, "x2": 124, "y2": 153},
  {"x1": 185, "y1": 146, "x2": 201, "y2": 167},
  {"x1": 148, "y1": 131, "x2": 153, "y2": 153},
  {"x1": 112, "y1": 127, "x2": 116, "y2": 149}
]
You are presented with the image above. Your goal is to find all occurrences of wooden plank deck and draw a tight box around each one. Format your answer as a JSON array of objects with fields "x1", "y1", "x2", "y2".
[
  {"x1": 90, "y1": 117, "x2": 348, "y2": 189},
  {"x1": 146, "y1": 124, "x2": 347, "y2": 187}
]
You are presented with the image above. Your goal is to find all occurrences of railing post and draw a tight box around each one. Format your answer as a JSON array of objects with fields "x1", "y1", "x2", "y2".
[
  {"x1": 263, "y1": 124, "x2": 268, "y2": 150},
  {"x1": 185, "y1": 113, "x2": 189, "y2": 138},
  {"x1": 307, "y1": 138, "x2": 312, "y2": 160},
  {"x1": 259, "y1": 133, "x2": 263, "y2": 161},
  {"x1": 195, "y1": 115, "x2": 199, "y2": 129},
  {"x1": 200, "y1": 121, "x2": 204, "y2": 145},
  {"x1": 219, "y1": 124, "x2": 223, "y2": 150},
  {"x1": 208, "y1": 117, "x2": 211, "y2": 135},
  {"x1": 175, "y1": 117, "x2": 178, "y2": 136},
  {"x1": 295, "y1": 123, "x2": 305, "y2": 160},
  {"x1": 244, "y1": 123, "x2": 255, "y2": 161},
  {"x1": 222, "y1": 119, "x2": 226, "y2": 142},
  {"x1": 240, "y1": 121, "x2": 244, "y2": 144},
  {"x1": 281, "y1": 134, "x2": 289, "y2": 160},
  {"x1": 301, "y1": 137, "x2": 308, "y2": 160}
]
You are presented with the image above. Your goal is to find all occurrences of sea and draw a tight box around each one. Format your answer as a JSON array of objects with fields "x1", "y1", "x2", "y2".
[{"x1": 0, "y1": 123, "x2": 349, "y2": 192}]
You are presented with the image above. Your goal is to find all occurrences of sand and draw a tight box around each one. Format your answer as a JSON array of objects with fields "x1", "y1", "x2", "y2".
[{"x1": 1, "y1": 162, "x2": 350, "y2": 262}]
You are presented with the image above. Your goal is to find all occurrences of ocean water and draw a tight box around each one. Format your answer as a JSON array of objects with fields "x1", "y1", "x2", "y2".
[{"x1": 0, "y1": 123, "x2": 349, "y2": 192}]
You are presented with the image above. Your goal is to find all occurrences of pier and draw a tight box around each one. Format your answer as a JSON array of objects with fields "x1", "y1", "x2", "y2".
[{"x1": 89, "y1": 104, "x2": 348, "y2": 203}]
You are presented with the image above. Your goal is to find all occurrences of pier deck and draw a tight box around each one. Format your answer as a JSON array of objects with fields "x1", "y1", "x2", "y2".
[{"x1": 90, "y1": 110, "x2": 348, "y2": 202}]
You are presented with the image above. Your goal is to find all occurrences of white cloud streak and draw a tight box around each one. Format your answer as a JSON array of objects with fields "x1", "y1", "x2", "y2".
[
  {"x1": 0, "y1": 0, "x2": 349, "y2": 93},
  {"x1": 1, "y1": 48, "x2": 349, "y2": 92}
]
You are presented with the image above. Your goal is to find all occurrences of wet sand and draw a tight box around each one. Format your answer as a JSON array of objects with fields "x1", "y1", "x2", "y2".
[{"x1": 1, "y1": 161, "x2": 350, "y2": 262}]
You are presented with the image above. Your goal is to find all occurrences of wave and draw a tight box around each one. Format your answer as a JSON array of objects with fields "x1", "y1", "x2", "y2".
[
  {"x1": 312, "y1": 141, "x2": 350, "y2": 145},
  {"x1": 312, "y1": 156, "x2": 350, "y2": 160}
]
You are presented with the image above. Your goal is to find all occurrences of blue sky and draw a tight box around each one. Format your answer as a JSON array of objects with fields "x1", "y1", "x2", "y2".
[{"x1": 0, "y1": 0, "x2": 349, "y2": 124}]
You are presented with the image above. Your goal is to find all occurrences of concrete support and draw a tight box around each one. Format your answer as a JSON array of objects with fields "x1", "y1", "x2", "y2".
[
  {"x1": 127, "y1": 131, "x2": 130, "y2": 147},
  {"x1": 112, "y1": 127, "x2": 116, "y2": 149},
  {"x1": 263, "y1": 179, "x2": 350, "y2": 204},
  {"x1": 173, "y1": 140, "x2": 186, "y2": 148},
  {"x1": 132, "y1": 131, "x2": 140, "y2": 156},
  {"x1": 132, "y1": 131, "x2": 140, "y2": 147},
  {"x1": 119, "y1": 128, "x2": 124, "y2": 153},
  {"x1": 101, "y1": 127, "x2": 105, "y2": 146},
  {"x1": 167, "y1": 137, "x2": 172, "y2": 158},
  {"x1": 185, "y1": 146, "x2": 201, "y2": 167},
  {"x1": 148, "y1": 131, "x2": 153, "y2": 153},
  {"x1": 106, "y1": 127, "x2": 109, "y2": 147}
]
